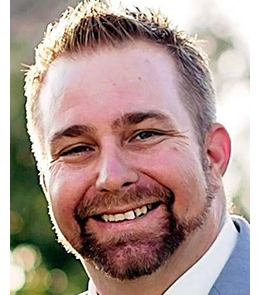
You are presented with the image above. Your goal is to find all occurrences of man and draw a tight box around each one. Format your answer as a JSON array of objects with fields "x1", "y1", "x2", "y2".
[{"x1": 24, "y1": 0, "x2": 249, "y2": 294}]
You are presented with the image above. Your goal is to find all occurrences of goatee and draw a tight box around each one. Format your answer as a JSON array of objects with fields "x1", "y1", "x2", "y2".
[{"x1": 72, "y1": 184, "x2": 213, "y2": 281}]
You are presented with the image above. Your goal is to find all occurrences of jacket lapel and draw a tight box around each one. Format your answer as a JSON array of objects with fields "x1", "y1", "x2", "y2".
[{"x1": 208, "y1": 216, "x2": 250, "y2": 295}]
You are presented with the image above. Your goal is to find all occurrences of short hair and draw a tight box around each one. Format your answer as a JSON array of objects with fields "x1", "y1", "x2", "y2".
[{"x1": 24, "y1": 0, "x2": 216, "y2": 171}]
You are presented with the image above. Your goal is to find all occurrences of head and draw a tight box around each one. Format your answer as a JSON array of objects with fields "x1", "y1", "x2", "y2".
[
  {"x1": 25, "y1": 0, "x2": 216, "y2": 169},
  {"x1": 24, "y1": 0, "x2": 231, "y2": 281}
]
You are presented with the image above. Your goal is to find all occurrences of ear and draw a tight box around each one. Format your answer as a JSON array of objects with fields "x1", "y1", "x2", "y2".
[{"x1": 204, "y1": 123, "x2": 231, "y2": 177}]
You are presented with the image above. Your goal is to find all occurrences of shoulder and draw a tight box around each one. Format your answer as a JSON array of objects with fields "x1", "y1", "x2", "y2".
[
  {"x1": 231, "y1": 215, "x2": 250, "y2": 234},
  {"x1": 77, "y1": 292, "x2": 88, "y2": 295},
  {"x1": 209, "y1": 215, "x2": 250, "y2": 295},
  {"x1": 231, "y1": 215, "x2": 250, "y2": 256}
]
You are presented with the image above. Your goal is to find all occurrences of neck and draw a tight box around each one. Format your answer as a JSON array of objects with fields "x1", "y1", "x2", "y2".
[{"x1": 83, "y1": 197, "x2": 225, "y2": 295}]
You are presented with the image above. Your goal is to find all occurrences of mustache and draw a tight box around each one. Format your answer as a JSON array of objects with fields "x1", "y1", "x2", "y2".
[{"x1": 74, "y1": 185, "x2": 175, "y2": 221}]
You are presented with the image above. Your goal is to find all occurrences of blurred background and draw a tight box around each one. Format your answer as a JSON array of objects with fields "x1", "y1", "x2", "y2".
[{"x1": 10, "y1": 0, "x2": 250, "y2": 294}]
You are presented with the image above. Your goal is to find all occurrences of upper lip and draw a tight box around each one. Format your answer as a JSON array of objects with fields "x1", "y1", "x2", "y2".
[{"x1": 90, "y1": 200, "x2": 161, "y2": 216}]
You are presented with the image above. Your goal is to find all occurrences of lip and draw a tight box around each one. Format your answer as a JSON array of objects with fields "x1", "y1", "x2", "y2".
[
  {"x1": 88, "y1": 202, "x2": 164, "y2": 232},
  {"x1": 90, "y1": 200, "x2": 161, "y2": 216}
]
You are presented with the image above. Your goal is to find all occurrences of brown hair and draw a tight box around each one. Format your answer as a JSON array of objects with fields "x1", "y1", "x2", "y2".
[{"x1": 24, "y1": 0, "x2": 216, "y2": 170}]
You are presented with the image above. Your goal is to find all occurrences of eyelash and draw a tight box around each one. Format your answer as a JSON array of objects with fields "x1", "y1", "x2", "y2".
[
  {"x1": 58, "y1": 130, "x2": 164, "y2": 157},
  {"x1": 131, "y1": 130, "x2": 164, "y2": 141},
  {"x1": 60, "y1": 145, "x2": 93, "y2": 157}
]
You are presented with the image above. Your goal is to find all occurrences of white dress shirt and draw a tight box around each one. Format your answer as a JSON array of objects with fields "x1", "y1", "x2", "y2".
[{"x1": 87, "y1": 215, "x2": 237, "y2": 295}]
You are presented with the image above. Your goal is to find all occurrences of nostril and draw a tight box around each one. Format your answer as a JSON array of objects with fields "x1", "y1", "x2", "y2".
[{"x1": 122, "y1": 182, "x2": 133, "y2": 187}]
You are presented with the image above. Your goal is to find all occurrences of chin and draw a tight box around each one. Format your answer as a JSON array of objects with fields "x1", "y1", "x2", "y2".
[{"x1": 77, "y1": 209, "x2": 186, "y2": 281}]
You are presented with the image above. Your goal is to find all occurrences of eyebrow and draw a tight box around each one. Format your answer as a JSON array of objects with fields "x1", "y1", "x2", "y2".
[
  {"x1": 50, "y1": 124, "x2": 97, "y2": 145},
  {"x1": 111, "y1": 111, "x2": 173, "y2": 130},
  {"x1": 50, "y1": 111, "x2": 173, "y2": 145}
]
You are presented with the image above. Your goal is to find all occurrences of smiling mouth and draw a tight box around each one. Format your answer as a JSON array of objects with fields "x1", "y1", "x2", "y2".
[{"x1": 92, "y1": 202, "x2": 161, "y2": 223}]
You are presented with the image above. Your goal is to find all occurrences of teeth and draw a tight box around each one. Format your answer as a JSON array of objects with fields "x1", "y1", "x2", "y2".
[
  {"x1": 102, "y1": 214, "x2": 109, "y2": 222},
  {"x1": 140, "y1": 205, "x2": 147, "y2": 214},
  {"x1": 124, "y1": 210, "x2": 135, "y2": 220},
  {"x1": 134, "y1": 208, "x2": 142, "y2": 216},
  {"x1": 114, "y1": 213, "x2": 125, "y2": 222},
  {"x1": 108, "y1": 214, "x2": 115, "y2": 222},
  {"x1": 101, "y1": 204, "x2": 153, "y2": 222}
]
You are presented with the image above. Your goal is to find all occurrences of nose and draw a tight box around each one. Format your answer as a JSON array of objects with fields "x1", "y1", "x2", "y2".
[{"x1": 95, "y1": 147, "x2": 139, "y2": 192}]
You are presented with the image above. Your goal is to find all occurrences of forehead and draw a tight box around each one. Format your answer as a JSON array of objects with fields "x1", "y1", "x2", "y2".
[{"x1": 39, "y1": 41, "x2": 192, "y2": 136}]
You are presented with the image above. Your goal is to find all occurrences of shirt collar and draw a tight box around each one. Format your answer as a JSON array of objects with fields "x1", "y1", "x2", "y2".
[
  {"x1": 164, "y1": 215, "x2": 238, "y2": 295},
  {"x1": 88, "y1": 215, "x2": 237, "y2": 295}
]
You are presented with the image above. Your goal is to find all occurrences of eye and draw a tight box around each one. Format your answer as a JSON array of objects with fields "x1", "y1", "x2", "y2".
[
  {"x1": 60, "y1": 145, "x2": 94, "y2": 157},
  {"x1": 132, "y1": 130, "x2": 163, "y2": 141}
]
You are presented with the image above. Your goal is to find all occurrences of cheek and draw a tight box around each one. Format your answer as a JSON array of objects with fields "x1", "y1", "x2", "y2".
[
  {"x1": 172, "y1": 167, "x2": 207, "y2": 215},
  {"x1": 134, "y1": 148, "x2": 207, "y2": 217},
  {"x1": 47, "y1": 164, "x2": 90, "y2": 238}
]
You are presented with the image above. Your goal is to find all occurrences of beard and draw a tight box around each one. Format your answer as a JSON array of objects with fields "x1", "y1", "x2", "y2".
[
  {"x1": 75, "y1": 186, "x2": 182, "y2": 280},
  {"x1": 70, "y1": 172, "x2": 215, "y2": 281},
  {"x1": 50, "y1": 152, "x2": 217, "y2": 281}
]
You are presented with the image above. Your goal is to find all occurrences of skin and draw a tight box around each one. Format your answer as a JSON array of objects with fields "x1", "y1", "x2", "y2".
[{"x1": 39, "y1": 41, "x2": 231, "y2": 295}]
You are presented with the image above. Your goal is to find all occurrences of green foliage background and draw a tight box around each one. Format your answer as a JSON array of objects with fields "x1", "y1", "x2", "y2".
[{"x1": 10, "y1": 0, "x2": 249, "y2": 294}]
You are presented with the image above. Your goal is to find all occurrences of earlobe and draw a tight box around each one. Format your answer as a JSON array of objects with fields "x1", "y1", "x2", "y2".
[{"x1": 205, "y1": 123, "x2": 231, "y2": 176}]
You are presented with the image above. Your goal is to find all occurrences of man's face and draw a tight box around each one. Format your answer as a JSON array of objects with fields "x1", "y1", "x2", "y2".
[{"x1": 39, "y1": 42, "x2": 214, "y2": 280}]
